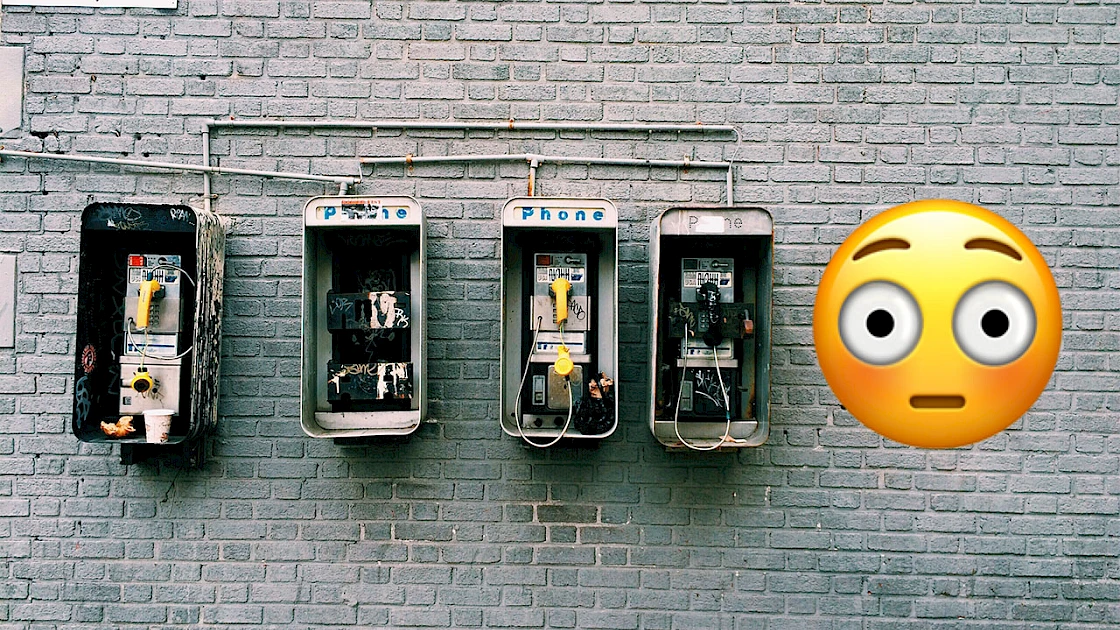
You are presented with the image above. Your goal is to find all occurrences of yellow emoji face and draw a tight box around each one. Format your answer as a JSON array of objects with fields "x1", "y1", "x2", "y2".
[{"x1": 813, "y1": 200, "x2": 1062, "y2": 448}]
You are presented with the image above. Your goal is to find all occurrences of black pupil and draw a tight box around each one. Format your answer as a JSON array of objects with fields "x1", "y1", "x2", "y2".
[
  {"x1": 982, "y1": 309, "x2": 1009, "y2": 337},
  {"x1": 867, "y1": 310, "x2": 894, "y2": 338}
]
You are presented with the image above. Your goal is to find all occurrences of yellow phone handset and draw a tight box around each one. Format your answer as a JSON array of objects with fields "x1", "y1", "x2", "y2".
[
  {"x1": 554, "y1": 345, "x2": 574, "y2": 378},
  {"x1": 130, "y1": 368, "x2": 154, "y2": 394},
  {"x1": 136, "y1": 277, "x2": 161, "y2": 329},
  {"x1": 550, "y1": 278, "x2": 571, "y2": 325}
]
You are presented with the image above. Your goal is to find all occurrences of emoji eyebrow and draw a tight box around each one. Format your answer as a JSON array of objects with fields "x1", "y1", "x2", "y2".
[
  {"x1": 965, "y1": 238, "x2": 1022, "y2": 261},
  {"x1": 852, "y1": 238, "x2": 910, "y2": 261}
]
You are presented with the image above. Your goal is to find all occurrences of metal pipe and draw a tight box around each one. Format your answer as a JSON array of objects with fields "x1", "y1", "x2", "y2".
[
  {"x1": 365, "y1": 154, "x2": 528, "y2": 166},
  {"x1": 0, "y1": 149, "x2": 360, "y2": 185},
  {"x1": 360, "y1": 153, "x2": 730, "y2": 169},
  {"x1": 360, "y1": 153, "x2": 735, "y2": 202},
  {"x1": 726, "y1": 166, "x2": 734, "y2": 208},
  {"x1": 205, "y1": 119, "x2": 739, "y2": 136},
  {"x1": 544, "y1": 156, "x2": 730, "y2": 169},
  {"x1": 202, "y1": 119, "x2": 740, "y2": 204},
  {"x1": 362, "y1": 153, "x2": 734, "y2": 207},
  {"x1": 201, "y1": 128, "x2": 212, "y2": 215}
]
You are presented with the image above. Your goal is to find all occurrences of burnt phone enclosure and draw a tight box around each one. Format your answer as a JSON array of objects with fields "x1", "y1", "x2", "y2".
[{"x1": 73, "y1": 203, "x2": 227, "y2": 466}]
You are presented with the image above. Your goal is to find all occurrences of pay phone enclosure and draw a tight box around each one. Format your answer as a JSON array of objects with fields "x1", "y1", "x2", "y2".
[
  {"x1": 73, "y1": 204, "x2": 226, "y2": 452},
  {"x1": 650, "y1": 207, "x2": 773, "y2": 449},
  {"x1": 500, "y1": 197, "x2": 619, "y2": 442},
  {"x1": 301, "y1": 196, "x2": 426, "y2": 438}
]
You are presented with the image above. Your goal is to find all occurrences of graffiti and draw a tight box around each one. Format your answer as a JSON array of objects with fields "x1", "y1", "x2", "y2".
[
  {"x1": 335, "y1": 363, "x2": 390, "y2": 377},
  {"x1": 392, "y1": 307, "x2": 409, "y2": 329},
  {"x1": 328, "y1": 362, "x2": 412, "y2": 401},
  {"x1": 74, "y1": 375, "x2": 92, "y2": 427},
  {"x1": 332, "y1": 232, "x2": 411, "y2": 251},
  {"x1": 105, "y1": 206, "x2": 144, "y2": 231},
  {"x1": 363, "y1": 329, "x2": 395, "y2": 356},
  {"x1": 671, "y1": 301, "x2": 697, "y2": 331},
  {"x1": 693, "y1": 369, "x2": 729, "y2": 410},
  {"x1": 169, "y1": 207, "x2": 191, "y2": 222},
  {"x1": 360, "y1": 269, "x2": 397, "y2": 294},
  {"x1": 328, "y1": 295, "x2": 355, "y2": 323},
  {"x1": 567, "y1": 298, "x2": 587, "y2": 322}
]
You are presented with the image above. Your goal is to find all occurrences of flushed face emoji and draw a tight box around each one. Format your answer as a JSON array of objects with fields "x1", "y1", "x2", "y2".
[{"x1": 813, "y1": 200, "x2": 1062, "y2": 448}]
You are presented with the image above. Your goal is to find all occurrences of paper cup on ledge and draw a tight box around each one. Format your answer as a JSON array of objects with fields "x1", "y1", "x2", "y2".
[{"x1": 143, "y1": 409, "x2": 174, "y2": 444}]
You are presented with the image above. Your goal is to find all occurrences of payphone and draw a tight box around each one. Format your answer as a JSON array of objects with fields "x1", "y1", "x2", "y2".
[
  {"x1": 501, "y1": 198, "x2": 618, "y2": 446},
  {"x1": 119, "y1": 253, "x2": 187, "y2": 417},
  {"x1": 73, "y1": 203, "x2": 227, "y2": 466},
  {"x1": 650, "y1": 207, "x2": 773, "y2": 450},
  {"x1": 301, "y1": 196, "x2": 426, "y2": 438}
]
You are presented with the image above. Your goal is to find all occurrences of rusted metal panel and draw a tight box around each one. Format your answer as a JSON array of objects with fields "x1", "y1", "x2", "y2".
[{"x1": 189, "y1": 205, "x2": 229, "y2": 440}]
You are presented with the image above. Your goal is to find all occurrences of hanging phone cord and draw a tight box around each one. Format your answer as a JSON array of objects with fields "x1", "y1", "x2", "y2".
[
  {"x1": 674, "y1": 322, "x2": 735, "y2": 452},
  {"x1": 125, "y1": 263, "x2": 197, "y2": 362},
  {"x1": 513, "y1": 316, "x2": 574, "y2": 448}
]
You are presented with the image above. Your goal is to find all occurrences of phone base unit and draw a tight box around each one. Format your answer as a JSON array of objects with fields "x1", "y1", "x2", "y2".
[
  {"x1": 301, "y1": 196, "x2": 426, "y2": 439},
  {"x1": 650, "y1": 207, "x2": 773, "y2": 450},
  {"x1": 73, "y1": 204, "x2": 227, "y2": 466},
  {"x1": 500, "y1": 198, "x2": 619, "y2": 445}
]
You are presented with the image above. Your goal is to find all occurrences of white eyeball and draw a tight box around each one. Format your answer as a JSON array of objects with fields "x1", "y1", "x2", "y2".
[
  {"x1": 839, "y1": 281, "x2": 922, "y2": 365},
  {"x1": 953, "y1": 281, "x2": 1036, "y2": 366}
]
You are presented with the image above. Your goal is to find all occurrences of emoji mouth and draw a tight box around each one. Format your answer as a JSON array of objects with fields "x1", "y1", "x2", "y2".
[{"x1": 910, "y1": 395, "x2": 965, "y2": 409}]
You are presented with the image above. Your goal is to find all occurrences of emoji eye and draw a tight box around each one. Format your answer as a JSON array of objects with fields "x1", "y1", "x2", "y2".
[
  {"x1": 953, "y1": 281, "x2": 1036, "y2": 366},
  {"x1": 838, "y1": 281, "x2": 922, "y2": 365}
]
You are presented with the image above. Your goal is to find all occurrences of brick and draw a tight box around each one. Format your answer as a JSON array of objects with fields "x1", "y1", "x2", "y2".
[
  {"x1": 33, "y1": 36, "x2": 95, "y2": 54},
  {"x1": 312, "y1": 2, "x2": 370, "y2": 19},
  {"x1": 29, "y1": 76, "x2": 91, "y2": 94},
  {"x1": 173, "y1": 20, "x2": 232, "y2": 37},
  {"x1": 222, "y1": 0, "x2": 279, "y2": 17},
  {"x1": 456, "y1": 25, "x2": 513, "y2": 42}
]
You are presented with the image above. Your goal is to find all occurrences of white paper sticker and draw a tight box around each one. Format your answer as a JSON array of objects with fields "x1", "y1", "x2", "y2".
[{"x1": 693, "y1": 216, "x2": 726, "y2": 234}]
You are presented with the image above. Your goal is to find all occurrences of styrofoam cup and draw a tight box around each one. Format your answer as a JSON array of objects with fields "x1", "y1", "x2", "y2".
[{"x1": 143, "y1": 409, "x2": 174, "y2": 444}]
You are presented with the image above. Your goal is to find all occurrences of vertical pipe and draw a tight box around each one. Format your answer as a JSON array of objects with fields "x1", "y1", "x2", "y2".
[
  {"x1": 202, "y1": 126, "x2": 213, "y2": 215},
  {"x1": 726, "y1": 165, "x2": 734, "y2": 207},
  {"x1": 528, "y1": 157, "x2": 539, "y2": 196}
]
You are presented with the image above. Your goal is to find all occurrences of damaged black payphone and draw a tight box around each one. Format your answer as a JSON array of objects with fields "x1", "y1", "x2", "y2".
[{"x1": 650, "y1": 207, "x2": 773, "y2": 450}]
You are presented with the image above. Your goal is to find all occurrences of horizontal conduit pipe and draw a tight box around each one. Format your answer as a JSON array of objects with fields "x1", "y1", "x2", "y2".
[
  {"x1": 0, "y1": 149, "x2": 361, "y2": 186},
  {"x1": 360, "y1": 153, "x2": 734, "y2": 203},
  {"x1": 203, "y1": 119, "x2": 741, "y2": 204},
  {"x1": 361, "y1": 154, "x2": 730, "y2": 169},
  {"x1": 205, "y1": 120, "x2": 739, "y2": 137}
]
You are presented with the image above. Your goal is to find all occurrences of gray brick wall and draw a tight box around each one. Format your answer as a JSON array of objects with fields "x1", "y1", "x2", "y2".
[{"x1": 2, "y1": 0, "x2": 1119, "y2": 627}]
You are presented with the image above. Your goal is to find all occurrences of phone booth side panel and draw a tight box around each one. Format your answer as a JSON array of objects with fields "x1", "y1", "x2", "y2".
[
  {"x1": 500, "y1": 197, "x2": 619, "y2": 445},
  {"x1": 649, "y1": 207, "x2": 774, "y2": 450},
  {"x1": 300, "y1": 196, "x2": 425, "y2": 439},
  {"x1": 188, "y1": 209, "x2": 229, "y2": 441}
]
